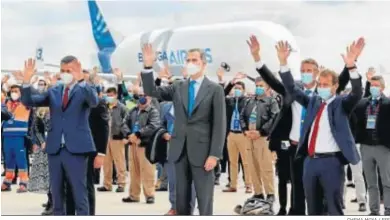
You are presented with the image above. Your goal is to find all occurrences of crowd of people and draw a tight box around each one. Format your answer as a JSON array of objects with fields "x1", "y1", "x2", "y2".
[{"x1": 1, "y1": 35, "x2": 389, "y2": 216}]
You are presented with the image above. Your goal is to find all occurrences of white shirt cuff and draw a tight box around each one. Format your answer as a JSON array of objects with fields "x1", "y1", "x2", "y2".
[
  {"x1": 98, "y1": 153, "x2": 105, "y2": 156},
  {"x1": 349, "y1": 70, "x2": 360, "y2": 79},
  {"x1": 219, "y1": 81, "x2": 225, "y2": 85},
  {"x1": 280, "y1": 65, "x2": 290, "y2": 73},
  {"x1": 78, "y1": 81, "x2": 87, "y2": 87},
  {"x1": 22, "y1": 84, "x2": 30, "y2": 88},
  {"x1": 255, "y1": 61, "x2": 265, "y2": 69},
  {"x1": 142, "y1": 69, "x2": 153, "y2": 73}
]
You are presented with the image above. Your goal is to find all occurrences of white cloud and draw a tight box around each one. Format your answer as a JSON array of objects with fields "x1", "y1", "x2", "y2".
[{"x1": 1, "y1": 0, "x2": 390, "y2": 77}]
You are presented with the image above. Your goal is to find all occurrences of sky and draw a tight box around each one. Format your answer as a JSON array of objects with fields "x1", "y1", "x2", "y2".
[{"x1": 1, "y1": 0, "x2": 390, "y2": 76}]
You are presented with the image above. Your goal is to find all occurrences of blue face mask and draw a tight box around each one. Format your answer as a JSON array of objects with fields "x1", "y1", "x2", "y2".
[
  {"x1": 301, "y1": 72, "x2": 313, "y2": 84},
  {"x1": 138, "y1": 97, "x2": 147, "y2": 105},
  {"x1": 105, "y1": 96, "x2": 115, "y2": 104},
  {"x1": 56, "y1": 80, "x2": 63, "y2": 86},
  {"x1": 234, "y1": 89, "x2": 242, "y2": 97},
  {"x1": 317, "y1": 87, "x2": 332, "y2": 100},
  {"x1": 370, "y1": 86, "x2": 381, "y2": 99},
  {"x1": 255, "y1": 87, "x2": 265, "y2": 96}
]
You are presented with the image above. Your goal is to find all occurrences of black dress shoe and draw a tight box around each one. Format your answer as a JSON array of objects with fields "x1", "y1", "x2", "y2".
[
  {"x1": 1, "y1": 172, "x2": 5, "y2": 177},
  {"x1": 358, "y1": 203, "x2": 367, "y2": 212},
  {"x1": 122, "y1": 197, "x2": 140, "y2": 203},
  {"x1": 41, "y1": 207, "x2": 53, "y2": 215},
  {"x1": 156, "y1": 187, "x2": 168, "y2": 192},
  {"x1": 146, "y1": 197, "x2": 155, "y2": 204},
  {"x1": 350, "y1": 198, "x2": 358, "y2": 203},
  {"x1": 12, "y1": 178, "x2": 17, "y2": 185},
  {"x1": 116, "y1": 187, "x2": 125, "y2": 193},
  {"x1": 42, "y1": 203, "x2": 48, "y2": 208},
  {"x1": 347, "y1": 183, "x2": 355, "y2": 188},
  {"x1": 214, "y1": 178, "x2": 220, "y2": 186},
  {"x1": 97, "y1": 186, "x2": 112, "y2": 192},
  {"x1": 277, "y1": 208, "x2": 287, "y2": 215}
]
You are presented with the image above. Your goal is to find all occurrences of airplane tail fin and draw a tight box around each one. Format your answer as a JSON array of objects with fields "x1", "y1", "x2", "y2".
[{"x1": 88, "y1": 0, "x2": 124, "y2": 73}]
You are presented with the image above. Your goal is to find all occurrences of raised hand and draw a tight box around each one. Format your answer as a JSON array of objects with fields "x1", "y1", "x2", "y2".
[
  {"x1": 158, "y1": 67, "x2": 171, "y2": 79},
  {"x1": 341, "y1": 37, "x2": 365, "y2": 68},
  {"x1": 113, "y1": 68, "x2": 123, "y2": 81},
  {"x1": 31, "y1": 75, "x2": 39, "y2": 84},
  {"x1": 1, "y1": 74, "x2": 10, "y2": 84},
  {"x1": 247, "y1": 35, "x2": 261, "y2": 62},
  {"x1": 23, "y1": 58, "x2": 36, "y2": 83},
  {"x1": 12, "y1": 71, "x2": 24, "y2": 82},
  {"x1": 181, "y1": 67, "x2": 188, "y2": 79},
  {"x1": 275, "y1": 41, "x2": 291, "y2": 66},
  {"x1": 142, "y1": 44, "x2": 156, "y2": 68},
  {"x1": 70, "y1": 60, "x2": 84, "y2": 81},
  {"x1": 366, "y1": 67, "x2": 375, "y2": 82},
  {"x1": 216, "y1": 67, "x2": 224, "y2": 81}
]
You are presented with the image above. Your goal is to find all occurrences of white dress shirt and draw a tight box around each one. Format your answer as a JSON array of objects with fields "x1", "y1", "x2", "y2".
[{"x1": 308, "y1": 96, "x2": 341, "y2": 153}]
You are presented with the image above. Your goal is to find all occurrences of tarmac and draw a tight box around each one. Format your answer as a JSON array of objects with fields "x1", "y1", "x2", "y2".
[{"x1": 1, "y1": 172, "x2": 383, "y2": 216}]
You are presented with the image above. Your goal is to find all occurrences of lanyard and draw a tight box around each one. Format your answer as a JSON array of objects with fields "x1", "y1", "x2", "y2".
[{"x1": 368, "y1": 100, "x2": 380, "y2": 115}]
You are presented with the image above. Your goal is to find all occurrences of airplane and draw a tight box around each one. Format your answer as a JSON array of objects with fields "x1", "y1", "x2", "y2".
[{"x1": 87, "y1": 0, "x2": 302, "y2": 91}]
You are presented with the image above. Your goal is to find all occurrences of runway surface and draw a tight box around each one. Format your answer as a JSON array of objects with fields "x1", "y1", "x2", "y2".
[{"x1": 2, "y1": 171, "x2": 383, "y2": 216}]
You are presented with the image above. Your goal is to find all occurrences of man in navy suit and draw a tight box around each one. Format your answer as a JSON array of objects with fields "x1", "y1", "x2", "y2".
[
  {"x1": 276, "y1": 40, "x2": 364, "y2": 215},
  {"x1": 20, "y1": 57, "x2": 99, "y2": 215}
]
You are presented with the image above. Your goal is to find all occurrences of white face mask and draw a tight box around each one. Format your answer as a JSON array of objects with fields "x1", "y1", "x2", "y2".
[
  {"x1": 186, "y1": 63, "x2": 201, "y2": 76},
  {"x1": 10, "y1": 92, "x2": 20, "y2": 101},
  {"x1": 60, "y1": 73, "x2": 74, "y2": 85},
  {"x1": 38, "y1": 86, "x2": 45, "y2": 91}
]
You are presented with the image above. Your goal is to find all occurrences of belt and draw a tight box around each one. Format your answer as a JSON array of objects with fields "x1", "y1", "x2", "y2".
[
  {"x1": 311, "y1": 152, "x2": 338, "y2": 159},
  {"x1": 289, "y1": 140, "x2": 299, "y2": 145},
  {"x1": 230, "y1": 130, "x2": 243, "y2": 134}
]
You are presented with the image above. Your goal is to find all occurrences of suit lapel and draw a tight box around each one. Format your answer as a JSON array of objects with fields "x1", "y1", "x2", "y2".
[
  {"x1": 180, "y1": 80, "x2": 189, "y2": 115},
  {"x1": 68, "y1": 84, "x2": 78, "y2": 102},
  {"x1": 192, "y1": 77, "x2": 211, "y2": 114}
]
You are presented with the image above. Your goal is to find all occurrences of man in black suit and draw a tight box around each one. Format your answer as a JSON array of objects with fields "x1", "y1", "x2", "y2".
[
  {"x1": 246, "y1": 35, "x2": 351, "y2": 215},
  {"x1": 66, "y1": 76, "x2": 110, "y2": 216}
]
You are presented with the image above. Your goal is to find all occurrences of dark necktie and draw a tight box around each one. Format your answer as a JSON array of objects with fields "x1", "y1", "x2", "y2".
[{"x1": 62, "y1": 87, "x2": 70, "y2": 110}]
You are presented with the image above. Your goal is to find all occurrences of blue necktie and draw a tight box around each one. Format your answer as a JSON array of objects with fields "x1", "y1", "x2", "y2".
[
  {"x1": 188, "y1": 80, "x2": 196, "y2": 116},
  {"x1": 300, "y1": 90, "x2": 312, "y2": 137}
]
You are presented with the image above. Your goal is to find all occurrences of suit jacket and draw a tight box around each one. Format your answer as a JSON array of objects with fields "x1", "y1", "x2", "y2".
[
  {"x1": 353, "y1": 95, "x2": 390, "y2": 149},
  {"x1": 256, "y1": 65, "x2": 350, "y2": 151},
  {"x1": 280, "y1": 69, "x2": 362, "y2": 165},
  {"x1": 145, "y1": 127, "x2": 168, "y2": 164},
  {"x1": 21, "y1": 82, "x2": 99, "y2": 155},
  {"x1": 89, "y1": 98, "x2": 110, "y2": 155},
  {"x1": 141, "y1": 71, "x2": 226, "y2": 166}
]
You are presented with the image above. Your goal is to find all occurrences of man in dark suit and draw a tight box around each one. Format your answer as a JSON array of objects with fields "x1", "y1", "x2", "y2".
[
  {"x1": 247, "y1": 35, "x2": 351, "y2": 215},
  {"x1": 66, "y1": 75, "x2": 110, "y2": 215},
  {"x1": 141, "y1": 44, "x2": 226, "y2": 215},
  {"x1": 276, "y1": 40, "x2": 363, "y2": 215},
  {"x1": 21, "y1": 57, "x2": 99, "y2": 215}
]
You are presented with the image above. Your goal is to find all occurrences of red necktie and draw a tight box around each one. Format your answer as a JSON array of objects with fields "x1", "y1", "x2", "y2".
[
  {"x1": 62, "y1": 87, "x2": 70, "y2": 110},
  {"x1": 308, "y1": 102, "x2": 327, "y2": 157}
]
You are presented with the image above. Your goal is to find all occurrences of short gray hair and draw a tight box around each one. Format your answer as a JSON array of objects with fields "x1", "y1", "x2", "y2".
[
  {"x1": 187, "y1": 48, "x2": 206, "y2": 63},
  {"x1": 60, "y1": 55, "x2": 77, "y2": 64},
  {"x1": 371, "y1": 75, "x2": 386, "y2": 88}
]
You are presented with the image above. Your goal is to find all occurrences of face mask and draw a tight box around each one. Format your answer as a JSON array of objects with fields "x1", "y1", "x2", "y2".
[
  {"x1": 10, "y1": 92, "x2": 20, "y2": 101},
  {"x1": 317, "y1": 87, "x2": 332, "y2": 100},
  {"x1": 186, "y1": 63, "x2": 201, "y2": 76},
  {"x1": 301, "y1": 72, "x2": 313, "y2": 84},
  {"x1": 60, "y1": 73, "x2": 74, "y2": 85},
  {"x1": 255, "y1": 87, "x2": 265, "y2": 96},
  {"x1": 138, "y1": 97, "x2": 147, "y2": 105},
  {"x1": 234, "y1": 89, "x2": 242, "y2": 97},
  {"x1": 105, "y1": 96, "x2": 115, "y2": 104},
  {"x1": 370, "y1": 86, "x2": 381, "y2": 99}
]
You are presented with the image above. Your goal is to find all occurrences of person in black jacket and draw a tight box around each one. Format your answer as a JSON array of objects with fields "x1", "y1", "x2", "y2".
[
  {"x1": 65, "y1": 82, "x2": 110, "y2": 216},
  {"x1": 352, "y1": 75, "x2": 390, "y2": 216}
]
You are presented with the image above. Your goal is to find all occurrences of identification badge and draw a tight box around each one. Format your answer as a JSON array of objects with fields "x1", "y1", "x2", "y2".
[
  {"x1": 233, "y1": 119, "x2": 240, "y2": 130},
  {"x1": 132, "y1": 122, "x2": 140, "y2": 133},
  {"x1": 281, "y1": 141, "x2": 290, "y2": 150},
  {"x1": 7, "y1": 119, "x2": 14, "y2": 124},
  {"x1": 366, "y1": 115, "x2": 377, "y2": 129}
]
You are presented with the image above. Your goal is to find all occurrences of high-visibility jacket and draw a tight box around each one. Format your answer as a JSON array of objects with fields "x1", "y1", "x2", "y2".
[{"x1": 3, "y1": 101, "x2": 30, "y2": 136}]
